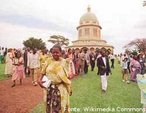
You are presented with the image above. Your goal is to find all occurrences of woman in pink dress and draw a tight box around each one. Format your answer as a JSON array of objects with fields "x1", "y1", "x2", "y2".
[
  {"x1": 130, "y1": 56, "x2": 141, "y2": 82},
  {"x1": 11, "y1": 51, "x2": 25, "y2": 87}
]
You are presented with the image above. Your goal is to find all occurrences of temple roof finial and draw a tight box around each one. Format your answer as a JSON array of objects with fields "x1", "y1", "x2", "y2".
[{"x1": 87, "y1": 5, "x2": 91, "y2": 12}]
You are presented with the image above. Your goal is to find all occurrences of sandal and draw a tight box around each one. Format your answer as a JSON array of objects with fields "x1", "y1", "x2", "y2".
[{"x1": 33, "y1": 81, "x2": 38, "y2": 86}]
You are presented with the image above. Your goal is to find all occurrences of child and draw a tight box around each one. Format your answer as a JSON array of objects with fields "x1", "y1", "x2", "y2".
[
  {"x1": 121, "y1": 58, "x2": 130, "y2": 84},
  {"x1": 11, "y1": 51, "x2": 25, "y2": 87}
]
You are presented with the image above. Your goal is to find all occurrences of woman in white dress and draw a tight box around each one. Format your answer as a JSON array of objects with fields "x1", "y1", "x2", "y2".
[{"x1": 4, "y1": 48, "x2": 13, "y2": 76}]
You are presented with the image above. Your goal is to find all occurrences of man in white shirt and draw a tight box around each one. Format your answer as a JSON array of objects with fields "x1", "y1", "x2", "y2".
[
  {"x1": 109, "y1": 53, "x2": 115, "y2": 68},
  {"x1": 27, "y1": 48, "x2": 40, "y2": 86}
]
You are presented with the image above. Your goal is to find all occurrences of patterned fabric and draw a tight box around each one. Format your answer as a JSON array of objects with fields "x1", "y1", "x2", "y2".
[
  {"x1": 46, "y1": 84, "x2": 61, "y2": 113},
  {"x1": 68, "y1": 61, "x2": 75, "y2": 79},
  {"x1": 67, "y1": 54, "x2": 75, "y2": 79},
  {"x1": 41, "y1": 57, "x2": 71, "y2": 113}
]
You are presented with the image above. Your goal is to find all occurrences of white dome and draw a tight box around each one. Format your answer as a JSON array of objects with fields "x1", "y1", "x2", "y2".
[{"x1": 79, "y1": 6, "x2": 99, "y2": 25}]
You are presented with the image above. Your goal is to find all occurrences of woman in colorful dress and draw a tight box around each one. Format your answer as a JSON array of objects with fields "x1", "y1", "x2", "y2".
[
  {"x1": 11, "y1": 51, "x2": 25, "y2": 87},
  {"x1": 67, "y1": 48, "x2": 75, "y2": 79},
  {"x1": 130, "y1": 55, "x2": 141, "y2": 82},
  {"x1": 38, "y1": 44, "x2": 72, "y2": 113},
  {"x1": 73, "y1": 49, "x2": 80, "y2": 76}
]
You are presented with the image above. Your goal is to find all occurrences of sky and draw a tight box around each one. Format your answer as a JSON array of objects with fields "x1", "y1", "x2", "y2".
[{"x1": 0, "y1": 0, "x2": 146, "y2": 54}]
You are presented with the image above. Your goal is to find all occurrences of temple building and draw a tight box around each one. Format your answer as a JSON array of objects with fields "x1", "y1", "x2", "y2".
[{"x1": 68, "y1": 6, "x2": 114, "y2": 52}]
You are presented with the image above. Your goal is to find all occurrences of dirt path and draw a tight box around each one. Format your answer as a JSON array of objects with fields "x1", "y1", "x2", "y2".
[{"x1": 0, "y1": 77, "x2": 43, "y2": 113}]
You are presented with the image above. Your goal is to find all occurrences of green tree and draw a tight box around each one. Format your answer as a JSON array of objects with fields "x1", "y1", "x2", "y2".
[
  {"x1": 23, "y1": 37, "x2": 46, "y2": 50},
  {"x1": 48, "y1": 35, "x2": 69, "y2": 47}
]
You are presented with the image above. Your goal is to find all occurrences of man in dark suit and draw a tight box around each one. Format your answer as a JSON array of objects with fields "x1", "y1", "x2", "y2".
[
  {"x1": 23, "y1": 48, "x2": 30, "y2": 76},
  {"x1": 89, "y1": 51, "x2": 96, "y2": 71},
  {"x1": 97, "y1": 48, "x2": 111, "y2": 92}
]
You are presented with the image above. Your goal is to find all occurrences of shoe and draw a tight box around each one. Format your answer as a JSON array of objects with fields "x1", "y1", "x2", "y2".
[
  {"x1": 102, "y1": 89, "x2": 106, "y2": 93},
  {"x1": 126, "y1": 81, "x2": 130, "y2": 84},
  {"x1": 33, "y1": 81, "x2": 38, "y2": 86},
  {"x1": 122, "y1": 80, "x2": 125, "y2": 82},
  {"x1": 11, "y1": 84, "x2": 15, "y2": 87}
]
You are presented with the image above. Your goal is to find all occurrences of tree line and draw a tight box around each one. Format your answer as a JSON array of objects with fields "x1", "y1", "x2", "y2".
[{"x1": 23, "y1": 35, "x2": 69, "y2": 50}]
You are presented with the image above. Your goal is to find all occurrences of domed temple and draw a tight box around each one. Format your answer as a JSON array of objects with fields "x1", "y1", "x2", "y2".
[{"x1": 68, "y1": 6, "x2": 114, "y2": 52}]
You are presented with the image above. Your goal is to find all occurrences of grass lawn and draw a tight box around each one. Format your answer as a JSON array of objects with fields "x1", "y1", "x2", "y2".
[
  {"x1": 0, "y1": 64, "x2": 6, "y2": 80},
  {"x1": 30, "y1": 61, "x2": 142, "y2": 113}
]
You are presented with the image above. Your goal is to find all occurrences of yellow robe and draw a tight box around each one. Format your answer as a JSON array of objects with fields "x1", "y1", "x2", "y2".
[
  {"x1": 40, "y1": 54, "x2": 49, "y2": 69},
  {"x1": 41, "y1": 57, "x2": 71, "y2": 113}
]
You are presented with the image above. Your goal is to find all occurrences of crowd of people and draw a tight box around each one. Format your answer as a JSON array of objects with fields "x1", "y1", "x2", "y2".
[
  {"x1": 117, "y1": 53, "x2": 146, "y2": 84},
  {"x1": 1, "y1": 45, "x2": 146, "y2": 113}
]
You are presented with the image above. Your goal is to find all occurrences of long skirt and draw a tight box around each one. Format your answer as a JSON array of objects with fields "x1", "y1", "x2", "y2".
[
  {"x1": 46, "y1": 84, "x2": 61, "y2": 113},
  {"x1": 74, "y1": 60, "x2": 80, "y2": 75},
  {"x1": 69, "y1": 61, "x2": 75, "y2": 79},
  {"x1": 5, "y1": 61, "x2": 13, "y2": 75},
  {"x1": 46, "y1": 84, "x2": 70, "y2": 113}
]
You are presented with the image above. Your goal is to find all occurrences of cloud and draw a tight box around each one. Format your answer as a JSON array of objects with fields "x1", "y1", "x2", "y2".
[
  {"x1": 0, "y1": 14, "x2": 76, "y2": 35},
  {"x1": 134, "y1": 20, "x2": 146, "y2": 29},
  {"x1": 0, "y1": 0, "x2": 145, "y2": 54},
  {"x1": 0, "y1": 21, "x2": 76, "y2": 49}
]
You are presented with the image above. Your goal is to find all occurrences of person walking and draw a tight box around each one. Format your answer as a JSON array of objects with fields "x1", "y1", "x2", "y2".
[
  {"x1": 38, "y1": 44, "x2": 72, "y2": 113},
  {"x1": 11, "y1": 51, "x2": 25, "y2": 87},
  {"x1": 109, "y1": 53, "x2": 115, "y2": 69},
  {"x1": 4, "y1": 48, "x2": 13, "y2": 77},
  {"x1": 130, "y1": 55, "x2": 141, "y2": 82},
  {"x1": 89, "y1": 51, "x2": 96, "y2": 71},
  {"x1": 97, "y1": 49, "x2": 111, "y2": 93},
  {"x1": 121, "y1": 58, "x2": 130, "y2": 84},
  {"x1": 23, "y1": 48, "x2": 30, "y2": 76},
  {"x1": 27, "y1": 48, "x2": 40, "y2": 86}
]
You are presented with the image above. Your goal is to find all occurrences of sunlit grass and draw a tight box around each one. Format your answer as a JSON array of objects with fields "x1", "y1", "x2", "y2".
[
  {"x1": 0, "y1": 64, "x2": 6, "y2": 80},
  {"x1": 0, "y1": 62, "x2": 142, "y2": 113},
  {"x1": 4, "y1": 61, "x2": 139, "y2": 113}
]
